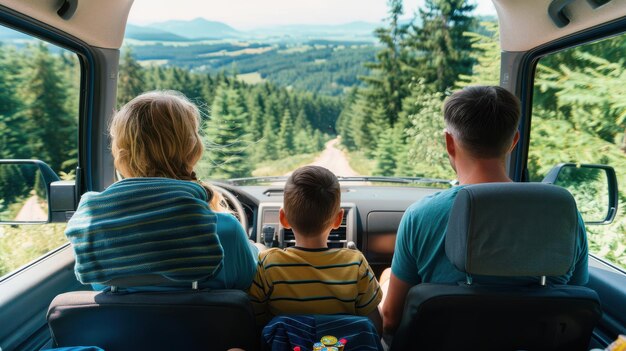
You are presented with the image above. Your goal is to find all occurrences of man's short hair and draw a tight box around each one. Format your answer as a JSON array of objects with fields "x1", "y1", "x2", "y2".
[
  {"x1": 443, "y1": 86, "x2": 521, "y2": 158},
  {"x1": 283, "y1": 166, "x2": 341, "y2": 237}
]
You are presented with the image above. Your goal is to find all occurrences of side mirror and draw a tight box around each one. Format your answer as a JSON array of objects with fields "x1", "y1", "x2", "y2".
[
  {"x1": 0, "y1": 160, "x2": 59, "y2": 223},
  {"x1": 0, "y1": 160, "x2": 76, "y2": 224},
  {"x1": 542, "y1": 163, "x2": 618, "y2": 224}
]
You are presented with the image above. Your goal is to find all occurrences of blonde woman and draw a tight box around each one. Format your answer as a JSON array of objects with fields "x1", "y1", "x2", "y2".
[{"x1": 66, "y1": 90, "x2": 258, "y2": 290}]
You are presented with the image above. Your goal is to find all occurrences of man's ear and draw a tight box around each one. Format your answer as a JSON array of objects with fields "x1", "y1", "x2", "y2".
[
  {"x1": 279, "y1": 208, "x2": 291, "y2": 229},
  {"x1": 508, "y1": 130, "x2": 520, "y2": 153},
  {"x1": 331, "y1": 209, "x2": 344, "y2": 229},
  {"x1": 445, "y1": 131, "x2": 456, "y2": 158}
]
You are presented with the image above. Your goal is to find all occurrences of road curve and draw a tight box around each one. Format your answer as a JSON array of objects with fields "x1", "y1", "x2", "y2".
[{"x1": 307, "y1": 138, "x2": 360, "y2": 177}]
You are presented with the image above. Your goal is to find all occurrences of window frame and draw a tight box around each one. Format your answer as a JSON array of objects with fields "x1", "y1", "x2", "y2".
[
  {"x1": 513, "y1": 15, "x2": 626, "y2": 272},
  {"x1": 0, "y1": 4, "x2": 94, "y2": 280}
]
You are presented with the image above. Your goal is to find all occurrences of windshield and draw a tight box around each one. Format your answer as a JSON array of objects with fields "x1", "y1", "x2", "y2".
[{"x1": 122, "y1": 0, "x2": 497, "y2": 185}]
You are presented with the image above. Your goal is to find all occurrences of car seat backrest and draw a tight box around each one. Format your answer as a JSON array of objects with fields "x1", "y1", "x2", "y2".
[
  {"x1": 445, "y1": 182, "x2": 579, "y2": 278},
  {"x1": 47, "y1": 289, "x2": 259, "y2": 351},
  {"x1": 390, "y1": 182, "x2": 601, "y2": 351}
]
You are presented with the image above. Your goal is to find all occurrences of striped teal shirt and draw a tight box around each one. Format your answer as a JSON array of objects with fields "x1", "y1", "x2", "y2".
[{"x1": 65, "y1": 177, "x2": 224, "y2": 285}]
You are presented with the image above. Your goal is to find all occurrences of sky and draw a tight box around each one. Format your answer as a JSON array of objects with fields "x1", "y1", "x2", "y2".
[{"x1": 128, "y1": 0, "x2": 497, "y2": 29}]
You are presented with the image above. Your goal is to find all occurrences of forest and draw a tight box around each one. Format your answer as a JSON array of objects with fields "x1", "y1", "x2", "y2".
[
  {"x1": 129, "y1": 40, "x2": 377, "y2": 96},
  {"x1": 0, "y1": 0, "x2": 625, "y2": 274}
]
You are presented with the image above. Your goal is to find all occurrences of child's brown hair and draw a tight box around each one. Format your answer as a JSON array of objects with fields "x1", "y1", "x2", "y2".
[
  {"x1": 110, "y1": 90, "x2": 227, "y2": 212},
  {"x1": 283, "y1": 166, "x2": 341, "y2": 236}
]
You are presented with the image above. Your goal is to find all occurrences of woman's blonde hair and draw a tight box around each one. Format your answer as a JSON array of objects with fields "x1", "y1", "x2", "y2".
[{"x1": 110, "y1": 90, "x2": 228, "y2": 212}]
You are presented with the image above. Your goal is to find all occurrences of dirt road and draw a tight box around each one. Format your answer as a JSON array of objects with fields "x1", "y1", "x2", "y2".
[
  {"x1": 14, "y1": 196, "x2": 47, "y2": 222},
  {"x1": 306, "y1": 138, "x2": 360, "y2": 177}
]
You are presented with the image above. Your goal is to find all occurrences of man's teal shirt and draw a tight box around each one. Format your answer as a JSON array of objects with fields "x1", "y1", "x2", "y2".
[{"x1": 391, "y1": 186, "x2": 589, "y2": 286}]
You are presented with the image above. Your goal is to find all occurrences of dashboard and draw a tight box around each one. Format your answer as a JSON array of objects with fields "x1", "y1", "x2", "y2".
[{"x1": 221, "y1": 183, "x2": 444, "y2": 271}]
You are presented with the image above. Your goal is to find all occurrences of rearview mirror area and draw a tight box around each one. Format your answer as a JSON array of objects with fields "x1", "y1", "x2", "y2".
[
  {"x1": 0, "y1": 160, "x2": 59, "y2": 224},
  {"x1": 543, "y1": 163, "x2": 618, "y2": 224}
]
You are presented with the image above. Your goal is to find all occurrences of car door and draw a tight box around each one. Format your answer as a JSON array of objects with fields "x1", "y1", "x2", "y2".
[
  {"x1": 497, "y1": 1, "x2": 626, "y2": 347},
  {"x1": 0, "y1": 2, "x2": 120, "y2": 349}
]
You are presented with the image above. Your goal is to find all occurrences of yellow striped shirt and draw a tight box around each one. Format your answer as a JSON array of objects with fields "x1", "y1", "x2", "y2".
[{"x1": 248, "y1": 247, "x2": 382, "y2": 324}]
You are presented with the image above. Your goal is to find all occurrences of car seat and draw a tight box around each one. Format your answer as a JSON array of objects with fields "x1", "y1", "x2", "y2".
[
  {"x1": 390, "y1": 183, "x2": 602, "y2": 351},
  {"x1": 47, "y1": 275, "x2": 259, "y2": 351}
]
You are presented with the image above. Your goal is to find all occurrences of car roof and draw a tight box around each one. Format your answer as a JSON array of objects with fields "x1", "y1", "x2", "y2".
[{"x1": 1, "y1": 0, "x2": 626, "y2": 52}]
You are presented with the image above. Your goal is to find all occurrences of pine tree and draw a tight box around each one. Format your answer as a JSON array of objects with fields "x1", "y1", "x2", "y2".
[
  {"x1": 0, "y1": 45, "x2": 28, "y2": 159},
  {"x1": 277, "y1": 109, "x2": 295, "y2": 158},
  {"x1": 350, "y1": 94, "x2": 388, "y2": 153},
  {"x1": 245, "y1": 90, "x2": 265, "y2": 144},
  {"x1": 0, "y1": 163, "x2": 30, "y2": 208},
  {"x1": 373, "y1": 128, "x2": 397, "y2": 176},
  {"x1": 312, "y1": 130, "x2": 326, "y2": 152},
  {"x1": 293, "y1": 129, "x2": 314, "y2": 154},
  {"x1": 256, "y1": 118, "x2": 278, "y2": 161},
  {"x1": 402, "y1": 79, "x2": 454, "y2": 179},
  {"x1": 457, "y1": 21, "x2": 500, "y2": 87},
  {"x1": 408, "y1": 0, "x2": 477, "y2": 92},
  {"x1": 360, "y1": 0, "x2": 410, "y2": 126},
  {"x1": 294, "y1": 109, "x2": 309, "y2": 131},
  {"x1": 21, "y1": 43, "x2": 76, "y2": 173},
  {"x1": 117, "y1": 48, "x2": 145, "y2": 107},
  {"x1": 204, "y1": 84, "x2": 251, "y2": 179},
  {"x1": 264, "y1": 94, "x2": 282, "y2": 130},
  {"x1": 336, "y1": 88, "x2": 358, "y2": 150}
]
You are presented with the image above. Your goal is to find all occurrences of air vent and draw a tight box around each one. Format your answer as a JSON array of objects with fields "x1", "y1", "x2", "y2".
[
  {"x1": 263, "y1": 188, "x2": 284, "y2": 197},
  {"x1": 282, "y1": 208, "x2": 349, "y2": 248}
]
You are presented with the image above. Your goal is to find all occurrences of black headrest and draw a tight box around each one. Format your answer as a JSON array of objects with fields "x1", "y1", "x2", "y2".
[
  {"x1": 445, "y1": 183, "x2": 579, "y2": 277},
  {"x1": 101, "y1": 274, "x2": 196, "y2": 288}
]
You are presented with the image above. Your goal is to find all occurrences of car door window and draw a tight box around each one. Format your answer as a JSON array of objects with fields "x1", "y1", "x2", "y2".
[
  {"x1": 528, "y1": 34, "x2": 626, "y2": 270},
  {"x1": 0, "y1": 25, "x2": 80, "y2": 278}
]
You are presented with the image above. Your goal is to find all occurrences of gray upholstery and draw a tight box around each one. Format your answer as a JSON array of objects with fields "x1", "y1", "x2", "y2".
[
  {"x1": 391, "y1": 182, "x2": 601, "y2": 350},
  {"x1": 445, "y1": 183, "x2": 579, "y2": 277},
  {"x1": 47, "y1": 289, "x2": 259, "y2": 351}
]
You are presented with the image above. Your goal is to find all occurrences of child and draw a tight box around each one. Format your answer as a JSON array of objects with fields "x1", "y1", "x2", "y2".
[
  {"x1": 248, "y1": 165, "x2": 383, "y2": 329},
  {"x1": 67, "y1": 90, "x2": 258, "y2": 290}
]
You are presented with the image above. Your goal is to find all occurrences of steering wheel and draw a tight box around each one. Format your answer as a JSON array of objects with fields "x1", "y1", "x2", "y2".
[{"x1": 211, "y1": 184, "x2": 248, "y2": 231}]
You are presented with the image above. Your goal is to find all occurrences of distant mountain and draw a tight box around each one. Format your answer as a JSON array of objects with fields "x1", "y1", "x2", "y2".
[
  {"x1": 147, "y1": 18, "x2": 239, "y2": 39},
  {"x1": 125, "y1": 24, "x2": 189, "y2": 42},
  {"x1": 254, "y1": 21, "x2": 379, "y2": 37},
  {"x1": 124, "y1": 19, "x2": 380, "y2": 42}
]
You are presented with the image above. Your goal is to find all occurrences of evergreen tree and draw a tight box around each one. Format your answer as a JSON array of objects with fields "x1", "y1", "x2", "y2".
[
  {"x1": 312, "y1": 130, "x2": 326, "y2": 152},
  {"x1": 361, "y1": 0, "x2": 410, "y2": 126},
  {"x1": 0, "y1": 163, "x2": 30, "y2": 209},
  {"x1": 350, "y1": 94, "x2": 388, "y2": 153},
  {"x1": 245, "y1": 90, "x2": 265, "y2": 143},
  {"x1": 402, "y1": 79, "x2": 454, "y2": 179},
  {"x1": 256, "y1": 118, "x2": 278, "y2": 161},
  {"x1": 277, "y1": 109, "x2": 295, "y2": 158},
  {"x1": 336, "y1": 88, "x2": 358, "y2": 150},
  {"x1": 204, "y1": 84, "x2": 251, "y2": 179},
  {"x1": 294, "y1": 109, "x2": 310, "y2": 131},
  {"x1": 21, "y1": 43, "x2": 76, "y2": 173},
  {"x1": 373, "y1": 128, "x2": 397, "y2": 176},
  {"x1": 264, "y1": 94, "x2": 282, "y2": 130},
  {"x1": 117, "y1": 48, "x2": 145, "y2": 107},
  {"x1": 293, "y1": 129, "x2": 314, "y2": 154},
  {"x1": 409, "y1": 0, "x2": 477, "y2": 92},
  {"x1": 457, "y1": 21, "x2": 500, "y2": 87},
  {"x1": 0, "y1": 45, "x2": 28, "y2": 159}
]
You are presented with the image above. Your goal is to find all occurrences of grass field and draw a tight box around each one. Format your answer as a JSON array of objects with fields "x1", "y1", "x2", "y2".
[
  {"x1": 252, "y1": 153, "x2": 318, "y2": 177},
  {"x1": 0, "y1": 223, "x2": 68, "y2": 277},
  {"x1": 236, "y1": 72, "x2": 265, "y2": 84},
  {"x1": 345, "y1": 150, "x2": 375, "y2": 176}
]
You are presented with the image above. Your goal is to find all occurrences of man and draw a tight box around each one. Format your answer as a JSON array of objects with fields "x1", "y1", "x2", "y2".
[{"x1": 380, "y1": 86, "x2": 589, "y2": 334}]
